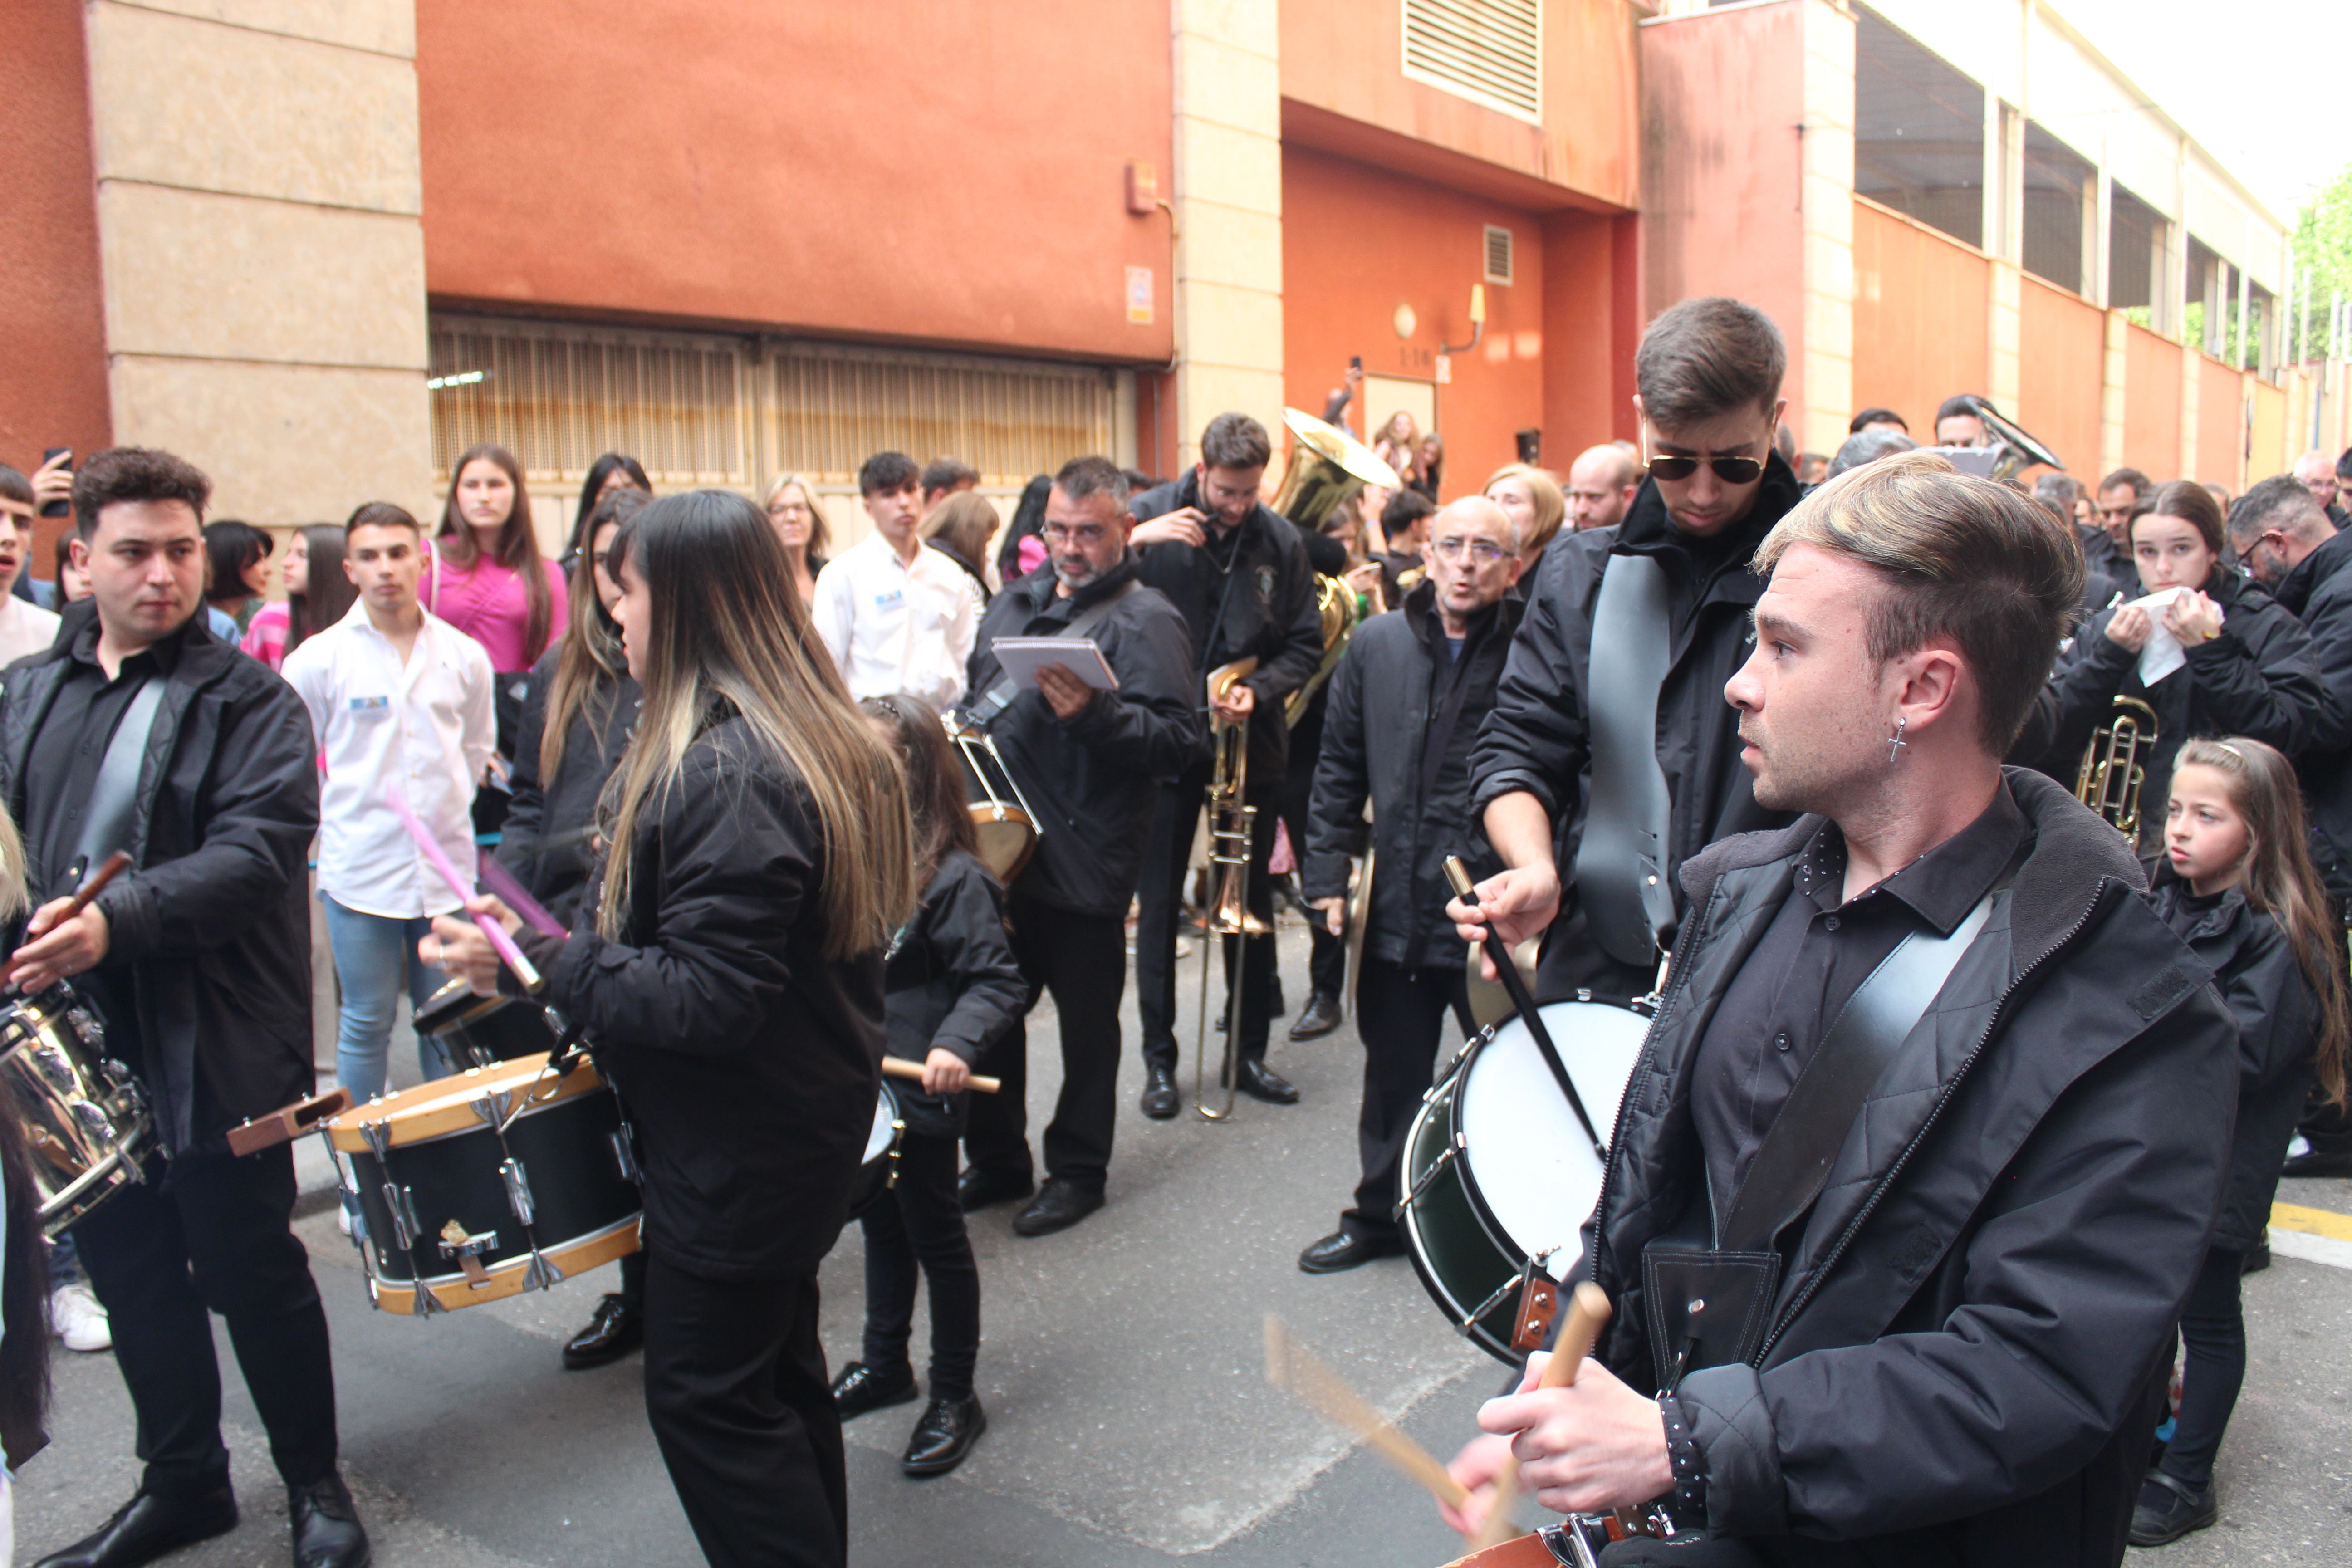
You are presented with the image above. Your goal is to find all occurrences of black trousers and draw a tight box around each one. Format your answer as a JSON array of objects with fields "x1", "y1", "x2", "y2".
[
  {"x1": 616, "y1": 1245, "x2": 647, "y2": 1310},
  {"x1": 1137, "y1": 769, "x2": 1279, "y2": 1070},
  {"x1": 1274, "y1": 757, "x2": 1347, "y2": 1004},
  {"x1": 858, "y1": 1132, "x2": 979, "y2": 1401},
  {"x1": 2161, "y1": 1243, "x2": 2247, "y2": 1490},
  {"x1": 74, "y1": 1144, "x2": 338, "y2": 1498},
  {"x1": 642, "y1": 1255, "x2": 845, "y2": 1568},
  {"x1": 967, "y1": 893, "x2": 1127, "y2": 1188},
  {"x1": 1343, "y1": 960, "x2": 1473, "y2": 1240}
]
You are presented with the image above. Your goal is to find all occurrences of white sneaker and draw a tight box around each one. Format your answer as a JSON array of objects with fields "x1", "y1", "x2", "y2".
[
  {"x1": 49, "y1": 1283, "x2": 112, "y2": 1353},
  {"x1": 336, "y1": 1205, "x2": 354, "y2": 1238}
]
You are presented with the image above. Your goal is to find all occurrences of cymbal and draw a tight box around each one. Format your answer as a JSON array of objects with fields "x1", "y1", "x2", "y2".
[{"x1": 1283, "y1": 406, "x2": 1402, "y2": 489}]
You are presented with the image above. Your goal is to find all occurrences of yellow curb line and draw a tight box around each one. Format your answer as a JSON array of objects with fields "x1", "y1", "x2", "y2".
[{"x1": 2270, "y1": 1200, "x2": 2352, "y2": 1243}]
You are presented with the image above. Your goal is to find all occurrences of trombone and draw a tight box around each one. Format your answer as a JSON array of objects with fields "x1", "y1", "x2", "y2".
[
  {"x1": 2075, "y1": 695, "x2": 2160, "y2": 843},
  {"x1": 1195, "y1": 657, "x2": 1264, "y2": 1122}
]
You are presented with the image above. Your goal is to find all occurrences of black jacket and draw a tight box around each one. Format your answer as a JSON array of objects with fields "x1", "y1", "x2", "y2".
[
  {"x1": 1582, "y1": 770, "x2": 2235, "y2": 1565},
  {"x1": 2269, "y1": 525, "x2": 2352, "y2": 902},
  {"x1": 883, "y1": 849, "x2": 1028, "y2": 1138},
  {"x1": 496, "y1": 647, "x2": 638, "y2": 927},
  {"x1": 2024, "y1": 570, "x2": 2324, "y2": 851},
  {"x1": 2148, "y1": 869, "x2": 2319, "y2": 1250},
  {"x1": 1132, "y1": 470, "x2": 1324, "y2": 779},
  {"x1": 0, "y1": 600, "x2": 318, "y2": 1152},
  {"x1": 2077, "y1": 522, "x2": 2124, "y2": 583},
  {"x1": 1470, "y1": 459, "x2": 1803, "y2": 998},
  {"x1": 1303, "y1": 582, "x2": 1521, "y2": 969},
  {"x1": 961, "y1": 555, "x2": 1200, "y2": 916},
  {"x1": 513, "y1": 713, "x2": 883, "y2": 1280}
]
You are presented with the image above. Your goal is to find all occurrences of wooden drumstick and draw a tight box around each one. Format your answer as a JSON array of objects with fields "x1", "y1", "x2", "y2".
[
  {"x1": 1262, "y1": 1314, "x2": 1475, "y2": 1518},
  {"x1": 880, "y1": 1056, "x2": 1001, "y2": 1095},
  {"x1": 63, "y1": 851, "x2": 133, "y2": 918},
  {"x1": 1472, "y1": 1283, "x2": 1614, "y2": 1549}
]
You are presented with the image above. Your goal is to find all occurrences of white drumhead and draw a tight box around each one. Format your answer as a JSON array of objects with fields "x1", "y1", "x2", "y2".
[
  {"x1": 862, "y1": 1085, "x2": 900, "y2": 1164},
  {"x1": 1457, "y1": 1001, "x2": 1650, "y2": 1271}
]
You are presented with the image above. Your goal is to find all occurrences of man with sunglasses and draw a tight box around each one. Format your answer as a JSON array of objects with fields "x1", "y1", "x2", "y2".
[{"x1": 1455, "y1": 297, "x2": 1805, "y2": 1008}]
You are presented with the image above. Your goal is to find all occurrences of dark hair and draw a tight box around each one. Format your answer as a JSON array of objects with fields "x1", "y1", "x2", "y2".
[
  {"x1": 2097, "y1": 466, "x2": 2151, "y2": 501},
  {"x1": 71, "y1": 446, "x2": 210, "y2": 539},
  {"x1": 1200, "y1": 412, "x2": 1273, "y2": 471},
  {"x1": 539, "y1": 488, "x2": 647, "y2": 785},
  {"x1": 1849, "y1": 407, "x2": 1907, "y2": 434},
  {"x1": 287, "y1": 524, "x2": 354, "y2": 652},
  {"x1": 1757, "y1": 451, "x2": 2083, "y2": 751},
  {"x1": 1935, "y1": 394, "x2": 1996, "y2": 426},
  {"x1": 921, "y1": 456, "x2": 979, "y2": 499},
  {"x1": 573, "y1": 453, "x2": 650, "y2": 550},
  {"x1": 202, "y1": 520, "x2": 273, "y2": 606},
  {"x1": 1054, "y1": 455, "x2": 1131, "y2": 508},
  {"x1": 2336, "y1": 447, "x2": 2352, "y2": 482},
  {"x1": 2033, "y1": 473, "x2": 2081, "y2": 507},
  {"x1": 2228, "y1": 474, "x2": 2330, "y2": 545},
  {"x1": 1122, "y1": 467, "x2": 1155, "y2": 495},
  {"x1": 2139, "y1": 480, "x2": 2226, "y2": 558},
  {"x1": 1774, "y1": 423, "x2": 1798, "y2": 464},
  {"x1": 858, "y1": 693, "x2": 980, "y2": 889},
  {"x1": 50, "y1": 529, "x2": 74, "y2": 583},
  {"x1": 1635, "y1": 297, "x2": 1786, "y2": 427},
  {"x1": 1826, "y1": 428, "x2": 1917, "y2": 479},
  {"x1": 438, "y1": 444, "x2": 555, "y2": 664},
  {"x1": 859, "y1": 451, "x2": 920, "y2": 497},
  {"x1": 1381, "y1": 486, "x2": 1437, "y2": 534},
  {"x1": 348, "y1": 500, "x2": 422, "y2": 538},
  {"x1": 0, "y1": 466, "x2": 29, "y2": 508},
  {"x1": 997, "y1": 474, "x2": 1054, "y2": 580}
]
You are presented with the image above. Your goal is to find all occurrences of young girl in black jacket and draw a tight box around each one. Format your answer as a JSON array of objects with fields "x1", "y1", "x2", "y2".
[
  {"x1": 2132, "y1": 736, "x2": 2347, "y2": 1547},
  {"x1": 832, "y1": 694, "x2": 1026, "y2": 1478}
]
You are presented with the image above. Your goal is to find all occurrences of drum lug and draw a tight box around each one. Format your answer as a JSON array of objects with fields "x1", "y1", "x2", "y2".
[
  {"x1": 1463, "y1": 1273, "x2": 1523, "y2": 1333},
  {"x1": 499, "y1": 1157, "x2": 537, "y2": 1225},
  {"x1": 381, "y1": 1182, "x2": 420, "y2": 1251},
  {"x1": 1396, "y1": 1143, "x2": 1457, "y2": 1217},
  {"x1": 523, "y1": 1250, "x2": 564, "y2": 1291},
  {"x1": 410, "y1": 1279, "x2": 441, "y2": 1318},
  {"x1": 360, "y1": 1119, "x2": 392, "y2": 1162},
  {"x1": 471, "y1": 1090, "x2": 516, "y2": 1133},
  {"x1": 609, "y1": 1127, "x2": 641, "y2": 1186}
]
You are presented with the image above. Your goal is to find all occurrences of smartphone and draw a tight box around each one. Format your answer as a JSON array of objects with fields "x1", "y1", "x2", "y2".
[
  {"x1": 39, "y1": 448, "x2": 71, "y2": 518},
  {"x1": 1349, "y1": 355, "x2": 1362, "y2": 372}
]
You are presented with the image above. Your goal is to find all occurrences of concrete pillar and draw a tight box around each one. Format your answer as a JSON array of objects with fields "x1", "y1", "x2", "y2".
[
  {"x1": 1796, "y1": 0, "x2": 1856, "y2": 458},
  {"x1": 1168, "y1": 0, "x2": 1284, "y2": 473},
  {"x1": 83, "y1": 0, "x2": 430, "y2": 524},
  {"x1": 2100, "y1": 309, "x2": 2128, "y2": 478},
  {"x1": 2179, "y1": 334, "x2": 2200, "y2": 482},
  {"x1": 1988, "y1": 260, "x2": 2022, "y2": 415}
]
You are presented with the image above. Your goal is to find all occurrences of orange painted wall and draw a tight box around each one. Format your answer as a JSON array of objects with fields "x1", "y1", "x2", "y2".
[
  {"x1": 1543, "y1": 209, "x2": 1636, "y2": 452},
  {"x1": 1852, "y1": 200, "x2": 1990, "y2": 439},
  {"x1": 2016, "y1": 278, "x2": 2103, "y2": 480},
  {"x1": 414, "y1": 1, "x2": 1173, "y2": 364},
  {"x1": 2196, "y1": 356, "x2": 2242, "y2": 490},
  {"x1": 2122, "y1": 324, "x2": 2182, "y2": 481},
  {"x1": 1280, "y1": 0, "x2": 1639, "y2": 212},
  {"x1": 0, "y1": 0, "x2": 111, "y2": 564}
]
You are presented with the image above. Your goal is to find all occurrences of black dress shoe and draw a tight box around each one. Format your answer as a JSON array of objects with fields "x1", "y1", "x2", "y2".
[
  {"x1": 1140, "y1": 1063, "x2": 1180, "y2": 1119},
  {"x1": 2242, "y1": 1240, "x2": 2271, "y2": 1274},
  {"x1": 2280, "y1": 1142, "x2": 2352, "y2": 1177},
  {"x1": 1234, "y1": 1058, "x2": 1299, "y2": 1105},
  {"x1": 1012, "y1": 1178, "x2": 1104, "y2": 1237},
  {"x1": 35, "y1": 1486, "x2": 239, "y2": 1568},
  {"x1": 560, "y1": 1292, "x2": 643, "y2": 1370},
  {"x1": 902, "y1": 1395, "x2": 988, "y2": 1476},
  {"x1": 1289, "y1": 991, "x2": 1345, "y2": 1040},
  {"x1": 289, "y1": 1475, "x2": 369, "y2": 1568},
  {"x1": 1298, "y1": 1230, "x2": 1403, "y2": 1274},
  {"x1": 830, "y1": 1359, "x2": 918, "y2": 1419},
  {"x1": 2127, "y1": 1469, "x2": 2216, "y2": 1547},
  {"x1": 956, "y1": 1165, "x2": 1035, "y2": 1213}
]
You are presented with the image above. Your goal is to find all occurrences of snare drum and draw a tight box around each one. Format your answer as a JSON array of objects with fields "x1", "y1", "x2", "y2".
[
  {"x1": 850, "y1": 1082, "x2": 906, "y2": 1217},
  {"x1": 413, "y1": 978, "x2": 563, "y2": 1073},
  {"x1": 0, "y1": 985, "x2": 151, "y2": 1236},
  {"x1": 325, "y1": 1051, "x2": 640, "y2": 1317},
  {"x1": 950, "y1": 723, "x2": 1039, "y2": 883},
  {"x1": 1400, "y1": 1001, "x2": 1648, "y2": 1362}
]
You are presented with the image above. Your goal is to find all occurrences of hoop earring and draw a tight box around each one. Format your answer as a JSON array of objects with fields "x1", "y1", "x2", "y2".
[{"x1": 1887, "y1": 714, "x2": 1908, "y2": 764}]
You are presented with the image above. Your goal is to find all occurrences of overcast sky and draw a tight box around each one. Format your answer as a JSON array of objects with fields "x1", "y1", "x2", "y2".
[{"x1": 2054, "y1": 0, "x2": 2351, "y2": 222}]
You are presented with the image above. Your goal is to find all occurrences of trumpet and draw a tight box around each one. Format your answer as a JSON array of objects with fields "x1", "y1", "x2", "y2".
[
  {"x1": 1195, "y1": 657, "x2": 1265, "y2": 1122},
  {"x1": 2075, "y1": 695, "x2": 2159, "y2": 842}
]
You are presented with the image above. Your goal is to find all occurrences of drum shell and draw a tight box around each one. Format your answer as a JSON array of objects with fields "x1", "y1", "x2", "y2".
[
  {"x1": 0, "y1": 987, "x2": 152, "y2": 1237},
  {"x1": 413, "y1": 982, "x2": 561, "y2": 1072},
  {"x1": 1401, "y1": 1069, "x2": 1527, "y2": 1361}
]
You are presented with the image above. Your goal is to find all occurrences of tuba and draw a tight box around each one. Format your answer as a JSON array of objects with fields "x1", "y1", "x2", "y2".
[
  {"x1": 1194, "y1": 657, "x2": 1264, "y2": 1122},
  {"x1": 1274, "y1": 406, "x2": 1396, "y2": 726},
  {"x1": 2075, "y1": 695, "x2": 2160, "y2": 842},
  {"x1": 1286, "y1": 572, "x2": 1360, "y2": 727}
]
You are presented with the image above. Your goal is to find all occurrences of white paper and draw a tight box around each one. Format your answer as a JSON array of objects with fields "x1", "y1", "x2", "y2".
[
  {"x1": 2127, "y1": 588, "x2": 2189, "y2": 686},
  {"x1": 990, "y1": 637, "x2": 1120, "y2": 691}
]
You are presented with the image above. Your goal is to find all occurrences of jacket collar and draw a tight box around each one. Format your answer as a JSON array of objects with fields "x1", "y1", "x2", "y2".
[
  {"x1": 1402, "y1": 576, "x2": 1517, "y2": 655},
  {"x1": 51, "y1": 595, "x2": 228, "y2": 682},
  {"x1": 2274, "y1": 523, "x2": 2352, "y2": 617}
]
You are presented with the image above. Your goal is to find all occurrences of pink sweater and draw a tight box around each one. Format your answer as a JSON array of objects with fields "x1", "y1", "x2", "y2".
[
  {"x1": 241, "y1": 600, "x2": 292, "y2": 671},
  {"x1": 420, "y1": 540, "x2": 569, "y2": 671}
]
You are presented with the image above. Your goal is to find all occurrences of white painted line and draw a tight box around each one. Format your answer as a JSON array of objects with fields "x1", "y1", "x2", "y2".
[{"x1": 2265, "y1": 1226, "x2": 2352, "y2": 1271}]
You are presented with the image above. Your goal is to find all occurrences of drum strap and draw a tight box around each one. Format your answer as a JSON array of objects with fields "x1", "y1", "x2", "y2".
[
  {"x1": 966, "y1": 579, "x2": 1139, "y2": 727},
  {"x1": 1573, "y1": 554, "x2": 1679, "y2": 968},
  {"x1": 70, "y1": 673, "x2": 166, "y2": 889}
]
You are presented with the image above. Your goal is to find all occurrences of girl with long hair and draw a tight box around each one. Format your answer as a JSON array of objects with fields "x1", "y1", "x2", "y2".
[
  {"x1": 200, "y1": 521, "x2": 272, "y2": 632},
  {"x1": 2130, "y1": 736, "x2": 2348, "y2": 1546},
  {"x1": 571, "y1": 452, "x2": 650, "y2": 555},
  {"x1": 919, "y1": 490, "x2": 998, "y2": 610},
  {"x1": 830, "y1": 694, "x2": 1023, "y2": 1479},
  {"x1": 424, "y1": 489, "x2": 914, "y2": 1568},
  {"x1": 761, "y1": 471, "x2": 831, "y2": 606},
  {"x1": 241, "y1": 525, "x2": 355, "y2": 672},
  {"x1": 1372, "y1": 409, "x2": 1421, "y2": 489}
]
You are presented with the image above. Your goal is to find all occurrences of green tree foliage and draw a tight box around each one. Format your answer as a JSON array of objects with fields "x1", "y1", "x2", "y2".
[{"x1": 2292, "y1": 161, "x2": 2352, "y2": 357}]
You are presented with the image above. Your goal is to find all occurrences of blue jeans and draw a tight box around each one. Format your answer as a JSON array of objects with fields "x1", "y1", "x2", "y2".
[{"x1": 321, "y1": 893, "x2": 450, "y2": 1104}]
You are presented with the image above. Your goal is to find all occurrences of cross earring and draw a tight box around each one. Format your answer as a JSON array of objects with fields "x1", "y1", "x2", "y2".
[{"x1": 1887, "y1": 714, "x2": 1908, "y2": 763}]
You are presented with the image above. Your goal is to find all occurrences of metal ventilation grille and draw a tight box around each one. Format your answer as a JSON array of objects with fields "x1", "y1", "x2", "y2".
[
  {"x1": 769, "y1": 343, "x2": 1115, "y2": 486},
  {"x1": 1402, "y1": 0, "x2": 1541, "y2": 124},
  {"x1": 1484, "y1": 224, "x2": 1515, "y2": 285}
]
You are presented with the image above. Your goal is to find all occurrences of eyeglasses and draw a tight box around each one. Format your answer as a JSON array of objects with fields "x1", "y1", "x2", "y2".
[
  {"x1": 768, "y1": 501, "x2": 813, "y2": 518},
  {"x1": 1428, "y1": 535, "x2": 1508, "y2": 564},
  {"x1": 1645, "y1": 453, "x2": 1764, "y2": 484},
  {"x1": 1040, "y1": 523, "x2": 1111, "y2": 545}
]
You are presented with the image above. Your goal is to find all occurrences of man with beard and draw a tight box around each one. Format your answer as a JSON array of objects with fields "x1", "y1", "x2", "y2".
[
  {"x1": 955, "y1": 457, "x2": 1200, "y2": 1235},
  {"x1": 1463, "y1": 297, "x2": 1807, "y2": 1006}
]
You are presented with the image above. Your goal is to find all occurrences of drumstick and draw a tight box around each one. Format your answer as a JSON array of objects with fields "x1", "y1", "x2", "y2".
[
  {"x1": 63, "y1": 851, "x2": 132, "y2": 918},
  {"x1": 1262, "y1": 1314, "x2": 1475, "y2": 1521},
  {"x1": 475, "y1": 850, "x2": 568, "y2": 940},
  {"x1": 880, "y1": 1056, "x2": 1001, "y2": 1095},
  {"x1": 385, "y1": 788, "x2": 543, "y2": 992},
  {"x1": 1442, "y1": 856, "x2": 1603, "y2": 1160},
  {"x1": 1471, "y1": 1284, "x2": 1614, "y2": 1550}
]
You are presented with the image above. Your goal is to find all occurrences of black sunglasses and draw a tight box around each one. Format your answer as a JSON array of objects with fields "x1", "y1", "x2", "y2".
[{"x1": 1646, "y1": 454, "x2": 1765, "y2": 484}]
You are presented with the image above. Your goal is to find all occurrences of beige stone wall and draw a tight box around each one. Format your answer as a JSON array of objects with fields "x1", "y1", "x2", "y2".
[
  {"x1": 1795, "y1": 0, "x2": 1855, "y2": 458},
  {"x1": 85, "y1": 0, "x2": 430, "y2": 526}
]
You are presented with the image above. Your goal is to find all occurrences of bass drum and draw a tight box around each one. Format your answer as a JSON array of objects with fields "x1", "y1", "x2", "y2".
[{"x1": 1401, "y1": 1001, "x2": 1649, "y2": 1362}]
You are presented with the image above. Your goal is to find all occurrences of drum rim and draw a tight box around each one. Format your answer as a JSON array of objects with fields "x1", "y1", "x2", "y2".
[
  {"x1": 413, "y1": 979, "x2": 524, "y2": 1035},
  {"x1": 364, "y1": 1213, "x2": 641, "y2": 1315},
  {"x1": 324, "y1": 1052, "x2": 605, "y2": 1152}
]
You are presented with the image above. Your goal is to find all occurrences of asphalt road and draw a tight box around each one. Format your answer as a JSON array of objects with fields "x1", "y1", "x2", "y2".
[{"x1": 16, "y1": 916, "x2": 2352, "y2": 1565}]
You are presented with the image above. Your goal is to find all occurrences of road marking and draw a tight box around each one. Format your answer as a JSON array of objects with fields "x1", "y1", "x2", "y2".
[{"x1": 2269, "y1": 1202, "x2": 2352, "y2": 1269}]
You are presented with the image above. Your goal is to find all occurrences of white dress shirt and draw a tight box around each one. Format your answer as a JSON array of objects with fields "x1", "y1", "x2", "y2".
[
  {"x1": 810, "y1": 535, "x2": 978, "y2": 710},
  {"x1": 284, "y1": 602, "x2": 497, "y2": 919},
  {"x1": 0, "y1": 594, "x2": 61, "y2": 666}
]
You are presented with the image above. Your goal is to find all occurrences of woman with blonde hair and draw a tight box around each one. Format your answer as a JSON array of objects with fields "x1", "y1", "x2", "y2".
[
  {"x1": 921, "y1": 489, "x2": 999, "y2": 608},
  {"x1": 1483, "y1": 462, "x2": 1567, "y2": 561},
  {"x1": 426, "y1": 489, "x2": 914, "y2": 1566},
  {"x1": 762, "y1": 471, "x2": 832, "y2": 605},
  {"x1": 1372, "y1": 409, "x2": 1422, "y2": 490}
]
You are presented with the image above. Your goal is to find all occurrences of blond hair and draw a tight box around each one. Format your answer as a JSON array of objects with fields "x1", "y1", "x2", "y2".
[
  {"x1": 1483, "y1": 463, "x2": 1567, "y2": 558},
  {"x1": 760, "y1": 471, "x2": 833, "y2": 568}
]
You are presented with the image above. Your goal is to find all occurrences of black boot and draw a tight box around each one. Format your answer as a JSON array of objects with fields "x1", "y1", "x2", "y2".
[
  {"x1": 1140, "y1": 1063, "x2": 1180, "y2": 1119},
  {"x1": 1288, "y1": 991, "x2": 1344, "y2": 1040},
  {"x1": 289, "y1": 1475, "x2": 370, "y2": 1568},
  {"x1": 902, "y1": 1395, "x2": 988, "y2": 1476},
  {"x1": 830, "y1": 1359, "x2": 919, "y2": 1419},
  {"x1": 560, "y1": 1293, "x2": 643, "y2": 1370},
  {"x1": 34, "y1": 1486, "x2": 239, "y2": 1568}
]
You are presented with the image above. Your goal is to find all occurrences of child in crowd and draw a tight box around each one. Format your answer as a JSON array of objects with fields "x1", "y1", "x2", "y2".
[
  {"x1": 833, "y1": 694, "x2": 1025, "y2": 1478},
  {"x1": 2132, "y1": 736, "x2": 2347, "y2": 1546}
]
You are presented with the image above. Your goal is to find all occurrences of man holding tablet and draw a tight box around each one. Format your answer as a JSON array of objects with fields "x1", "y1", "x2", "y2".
[{"x1": 956, "y1": 456, "x2": 1200, "y2": 1236}]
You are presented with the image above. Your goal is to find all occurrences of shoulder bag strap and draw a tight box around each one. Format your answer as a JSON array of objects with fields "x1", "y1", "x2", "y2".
[
  {"x1": 69, "y1": 673, "x2": 168, "y2": 885},
  {"x1": 1572, "y1": 552, "x2": 1680, "y2": 966}
]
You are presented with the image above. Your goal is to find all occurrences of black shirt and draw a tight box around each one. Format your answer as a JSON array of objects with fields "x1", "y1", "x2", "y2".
[
  {"x1": 1691, "y1": 779, "x2": 2029, "y2": 1229},
  {"x1": 22, "y1": 613, "x2": 190, "y2": 903}
]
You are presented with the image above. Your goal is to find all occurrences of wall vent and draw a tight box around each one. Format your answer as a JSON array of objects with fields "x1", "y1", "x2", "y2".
[
  {"x1": 1484, "y1": 224, "x2": 1515, "y2": 285},
  {"x1": 1402, "y1": 0, "x2": 1542, "y2": 125}
]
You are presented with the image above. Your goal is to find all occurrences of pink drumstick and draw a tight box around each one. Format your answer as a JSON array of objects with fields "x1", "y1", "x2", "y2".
[
  {"x1": 475, "y1": 850, "x2": 568, "y2": 940},
  {"x1": 385, "y1": 789, "x2": 542, "y2": 991}
]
